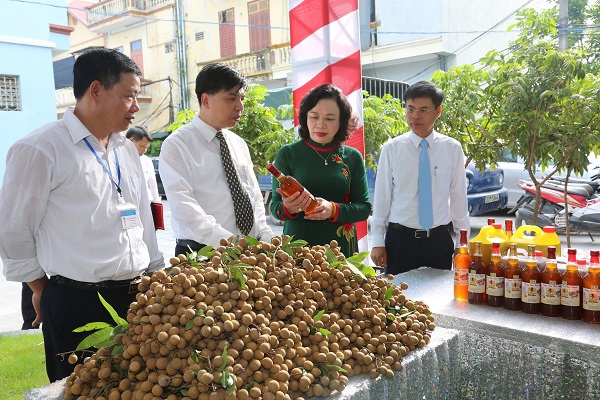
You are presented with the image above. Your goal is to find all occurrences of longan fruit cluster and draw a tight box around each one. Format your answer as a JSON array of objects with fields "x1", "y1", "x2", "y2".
[{"x1": 64, "y1": 236, "x2": 435, "y2": 399}]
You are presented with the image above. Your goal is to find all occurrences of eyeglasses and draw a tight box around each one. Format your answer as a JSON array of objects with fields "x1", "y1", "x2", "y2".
[{"x1": 405, "y1": 107, "x2": 437, "y2": 115}]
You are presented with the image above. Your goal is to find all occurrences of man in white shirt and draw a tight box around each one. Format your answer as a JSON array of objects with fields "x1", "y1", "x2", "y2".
[
  {"x1": 0, "y1": 48, "x2": 164, "y2": 382},
  {"x1": 126, "y1": 125, "x2": 161, "y2": 202},
  {"x1": 370, "y1": 81, "x2": 470, "y2": 274},
  {"x1": 160, "y1": 63, "x2": 273, "y2": 256}
]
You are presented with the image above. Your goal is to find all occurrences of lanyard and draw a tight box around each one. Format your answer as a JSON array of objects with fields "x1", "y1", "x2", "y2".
[{"x1": 83, "y1": 138, "x2": 123, "y2": 201}]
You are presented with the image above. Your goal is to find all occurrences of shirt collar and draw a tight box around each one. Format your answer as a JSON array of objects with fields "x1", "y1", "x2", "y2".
[
  {"x1": 409, "y1": 130, "x2": 436, "y2": 149},
  {"x1": 194, "y1": 113, "x2": 224, "y2": 143},
  {"x1": 63, "y1": 107, "x2": 127, "y2": 149}
]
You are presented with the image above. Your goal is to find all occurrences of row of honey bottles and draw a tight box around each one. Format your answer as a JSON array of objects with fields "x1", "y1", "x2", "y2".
[{"x1": 453, "y1": 229, "x2": 600, "y2": 324}]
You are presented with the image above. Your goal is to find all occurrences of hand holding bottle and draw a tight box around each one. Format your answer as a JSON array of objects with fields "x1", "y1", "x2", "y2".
[{"x1": 276, "y1": 187, "x2": 315, "y2": 214}]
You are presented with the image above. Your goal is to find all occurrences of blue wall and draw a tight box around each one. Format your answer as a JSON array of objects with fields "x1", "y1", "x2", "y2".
[{"x1": 0, "y1": 0, "x2": 69, "y2": 185}]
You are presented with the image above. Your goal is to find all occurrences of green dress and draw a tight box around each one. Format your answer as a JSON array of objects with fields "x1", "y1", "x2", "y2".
[{"x1": 270, "y1": 138, "x2": 372, "y2": 257}]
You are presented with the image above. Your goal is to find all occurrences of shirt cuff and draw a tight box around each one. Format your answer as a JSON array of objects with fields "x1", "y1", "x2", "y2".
[{"x1": 328, "y1": 202, "x2": 340, "y2": 222}]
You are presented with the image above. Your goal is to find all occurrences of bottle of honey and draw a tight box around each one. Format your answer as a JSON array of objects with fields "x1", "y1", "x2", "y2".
[
  {"x1": 541, "y1": 246, "x2": 562, "y2": 317},
  {"x1": 486, "y1": 242, "x2": 504, "y2": 307},
  {"x1": 521, "y1": 244, "x2": 541, "y2": 314},
  {"x1": 266, "y1": 163, "x2": 319, "y2": 214},
  {"x1": 453, "y1": 229, "x2": 471, "y2": 301},
  {"x1": 504, "y1": 243, "x2": 522, "y2": 310},
  {"x1": 505, "y1": 219, "x2": 513, "y2": 240},
  {"x1": 468, "y1": 241, "x2": 486, "y2": 304},
  {"x1": 561, "y1": 248, "x2": 583, "y2": 320},
  {"x1": 583, "y1": 250, "x2": 600, "y2": 324}
]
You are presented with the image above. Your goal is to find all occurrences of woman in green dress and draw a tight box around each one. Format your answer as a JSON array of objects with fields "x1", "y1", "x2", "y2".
[{"x1": 270, "y1": 84, "x2": 371, "y2": 257}]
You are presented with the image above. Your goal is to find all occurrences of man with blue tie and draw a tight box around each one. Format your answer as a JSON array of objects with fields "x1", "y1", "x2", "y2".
[{"x1": 370, "y1": 81, "x2": 470, "y2": 274}]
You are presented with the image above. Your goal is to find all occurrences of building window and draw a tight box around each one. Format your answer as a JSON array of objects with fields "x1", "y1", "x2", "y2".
[
  {"x1": 0, "y1": 75, "x2": 21, "y2": 111},
  {"x1": 195, "y1": 32, "x2": 204, "y2": 41},
  {"x1": 219, "y1": 8, "x2": 236, "y2": 58},
  {"x1": 248, "y1": 0, "x2": 270, "y2": 52},
  {"x1": 165, "y1": 42, "x2": 174, "y2": 53},
  {"x1": 130, "y1": 40, "x2": 144, "y2": 76},
  {"x1": 114, "y1": 46, "x2": 124, "y2": 53}
]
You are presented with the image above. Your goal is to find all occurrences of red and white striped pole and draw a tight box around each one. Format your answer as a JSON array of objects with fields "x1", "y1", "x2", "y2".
[{"x1": 289, "y1": 0, "x2": 368, "y2": 252}]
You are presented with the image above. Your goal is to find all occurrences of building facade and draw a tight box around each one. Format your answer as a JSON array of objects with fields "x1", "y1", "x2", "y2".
[{"x1": 0, "y1": 0, "x2": 71, "y2": 185}]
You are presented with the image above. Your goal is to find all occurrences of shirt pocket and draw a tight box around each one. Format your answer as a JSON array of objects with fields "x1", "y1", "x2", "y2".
[{"x1": 433, "y1": 166, "x2": 453, "y2": 196}]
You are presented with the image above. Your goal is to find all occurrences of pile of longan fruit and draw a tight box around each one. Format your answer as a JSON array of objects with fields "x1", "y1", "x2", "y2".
[{"x1": 64, "y1": 236, "x2": 435, "y2": 400}]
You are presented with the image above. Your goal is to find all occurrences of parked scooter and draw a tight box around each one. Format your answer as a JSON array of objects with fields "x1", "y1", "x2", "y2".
[{"x1": 508, "y1": 175, "x2": 600, "y2": 230}]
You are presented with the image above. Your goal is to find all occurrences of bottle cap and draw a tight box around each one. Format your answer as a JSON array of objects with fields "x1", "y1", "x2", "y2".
[
  {"x1": 543, "y1": 226, "x2": 556, "y2": 233},
  {"x1": 492, "y1": 223, "x2": 502, "y2": 229},
  {"x1": 591, "y1": 250, "x2": 600, "y2": 257},
  {"x1": 535, "y1": 250, "x2": 543, "y2": 257},
  {"x1": 577, "y1": 259, "x2": 587, "y2": 266},
  {"x1": 265, "y1": 163, "x2": 280, "y2": 176}
]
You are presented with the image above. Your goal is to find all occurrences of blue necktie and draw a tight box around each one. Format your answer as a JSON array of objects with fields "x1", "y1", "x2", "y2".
[{"x1": 418, "y1": 139, "x2": 433, "y2": 231}]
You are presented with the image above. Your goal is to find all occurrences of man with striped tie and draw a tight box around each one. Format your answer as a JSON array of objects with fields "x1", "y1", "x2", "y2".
[
  {"x1": 370, "y1": 81, "x2": 470, "y2": 274},
  {"x1": 159, "y1": 63, "x2": 273, "y2": 256}
]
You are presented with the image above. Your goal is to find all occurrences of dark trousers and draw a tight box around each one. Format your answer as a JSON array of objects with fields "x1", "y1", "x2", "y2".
[
  {"x1": 175, "y1": 241, "x2": 206, "y2": 257},
  {"x1": 21, "y1": 283, "x2": 39, "y2": 330},
  {"x1": 41, "y1": 278, "x2": 136, "y2": 382},
  {"x1": 384, "y1": 225, "x2": 454, "y2": 275}
]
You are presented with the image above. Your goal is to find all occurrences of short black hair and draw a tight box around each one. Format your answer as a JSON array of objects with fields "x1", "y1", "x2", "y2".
[
  {"x1": 126, "y1": 126, "x2": 152, "y2": 142},
  {"x1": 405, "y1": 81, "x2": 444, "y2": 108},
  {"x1": 298, "y1": 84, "x2": 358, "y2": 146},
  {"x1": 195, "y1": 63, "x2": 247, "y2": 103},
  {"x1": 73, "y1": 47, "x2": 141, "y2": 100}
]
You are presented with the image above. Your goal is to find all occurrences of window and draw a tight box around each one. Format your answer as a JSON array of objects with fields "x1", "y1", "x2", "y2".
[
  {"x1": 219, "y1": 8, "x2": 236, "y2": 58},
  {"x1": 114, "y1": 46, "x2": 123, "y2": 53},
  {"x1": 248, "y1": 0, "x2": 270, "y2": 52},
  {"x1": 130, "y1": 40, "x2": 144, "y2": 76},
  {"x1": 0, "y1": 75, "x2": 21, "y2": 111}
]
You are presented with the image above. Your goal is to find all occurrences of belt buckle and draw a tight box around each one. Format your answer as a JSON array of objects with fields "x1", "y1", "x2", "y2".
[
  {"x1": 415, "y1": 229, "x2": 430, "y2": 239},
  {"x1": 129, "y1": 278, "x2": 141, "y2": 294}
]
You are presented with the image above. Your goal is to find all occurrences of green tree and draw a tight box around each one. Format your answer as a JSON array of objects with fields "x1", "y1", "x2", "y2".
[
  {"x1": 431, "y1": 65, "x2": 501, "y2": 171},
  {"x1": 482, "y1": 8, "x2": 600, "y2": 225},
  {"x1": 362, "y1": 92, "x2": 407, "y2": 170}
]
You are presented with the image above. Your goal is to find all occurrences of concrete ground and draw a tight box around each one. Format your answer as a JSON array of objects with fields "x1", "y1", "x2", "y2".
[{"x1": 1, "y1": 205, "x2": 598, "y2": 333}]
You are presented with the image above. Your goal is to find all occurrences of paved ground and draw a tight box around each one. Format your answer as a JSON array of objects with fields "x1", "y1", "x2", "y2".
[{"x1": 1, "y1": 205, "x2": 597, "y2": 333}]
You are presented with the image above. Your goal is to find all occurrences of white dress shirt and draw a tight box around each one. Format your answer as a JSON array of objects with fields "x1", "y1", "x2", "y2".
[
  {"x1": 0, "y1": 108, "x2": 164, "y2": 283},
  {"x1": 371, "y1": 130, "x2": 470, "y2": 247},
  {"x1": 159, "y1": 115, "x2": 273, "y2": 247},
  {"x1": 140, "y1": 154, "x2": 161, "y2": 202}
]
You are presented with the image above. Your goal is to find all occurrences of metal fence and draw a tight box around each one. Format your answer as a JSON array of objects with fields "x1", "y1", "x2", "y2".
[{"x1": 362, "y1": 76, "x2": 409, "y2": 101}]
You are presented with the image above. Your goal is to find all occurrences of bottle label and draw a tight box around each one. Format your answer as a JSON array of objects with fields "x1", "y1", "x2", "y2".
[
  {"x1": 468, "y1": 272, "x2": 486, "y2": 293},
  {"x1": 522, "y1": 281, "x2": 541, "y2": 303},
  {"x1": 454, "y1": 269, "x2": 468, "y2": 287},
  {"x1": 541, "y1": 283, "x2": 561, "y2": 305},
  {"x1": 486, "y1": 275, "x2": 504, "y2": 296},
  {"x1": 583, "y1": 288, "x2": 600, "y2": 311},
  {"x1": 561, "y1": 284, "x2": 580, "y2": 307},
  {"x1": 504, "y1": 277, "x2": 522, "y2": 298}
]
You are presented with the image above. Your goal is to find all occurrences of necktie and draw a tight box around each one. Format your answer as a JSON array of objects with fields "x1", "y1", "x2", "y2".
[
  {"x1": 418, "y1": 139, "x2": 433, "y2": 231},
  {"x1": 216, "y1": 131, "x2": 254, "y2": 236}
]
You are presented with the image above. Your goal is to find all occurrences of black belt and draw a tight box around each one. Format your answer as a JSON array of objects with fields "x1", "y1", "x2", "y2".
[
  {"x1": 389, "y1": 223, "x2": 450, "y2": 239},
  {"x1": 51, "y1": 275, "x2": 141, "y2": 294}
]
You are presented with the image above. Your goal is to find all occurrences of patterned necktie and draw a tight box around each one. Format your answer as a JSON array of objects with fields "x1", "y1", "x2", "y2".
[
  {"x1": 418, "y1": 138, "x2": 433, "y2": 231},
  {"x1": 216, "y1": 131, "x2": 254, "y2": 235}
]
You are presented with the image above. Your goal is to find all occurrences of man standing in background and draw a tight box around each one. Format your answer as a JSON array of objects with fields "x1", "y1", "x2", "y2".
[{"x1": 127, "y1": 125, "x2": 161, "y2": 202}]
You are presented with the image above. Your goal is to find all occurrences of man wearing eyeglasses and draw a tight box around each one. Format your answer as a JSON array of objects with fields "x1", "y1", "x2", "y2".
[{"x1": 370, "y1": 80, "x2": 470, "y2": 274}]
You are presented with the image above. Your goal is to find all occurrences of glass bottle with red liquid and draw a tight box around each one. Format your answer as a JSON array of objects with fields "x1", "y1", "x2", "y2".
[
  {"x1": 541, "y1": 246, "x2": 562, "y2": 317},
  {"x1": 521, "y1": 244, "x2": 541, "y2": 314},
  {"x1": 583, "y1": 250, "x2": 600, "y2": 324},
  {"x1": 505, "y1": 219, "x2": 513, "y2": 240},
  {"x1": 454, "y1": 229, "x2": 471, "y2": 301},
  {"x1": 561, "y1": 249, "x2": 583, "y2": 320},
  {"x1": 468, "y1": 241, "x2": 486, "y2": 304},
  {"x1": 504, "y1": 243, "x2": 522, "y2": 310},
  {"x1": 486, "y1": 242, "x2": 504, "y2": 307},
  {"x1": 266, "y1": 163, "x2": 319, "y2": 214},
  {"x1": 487, "y1": 218, "x2": 495, "y2": 226}
]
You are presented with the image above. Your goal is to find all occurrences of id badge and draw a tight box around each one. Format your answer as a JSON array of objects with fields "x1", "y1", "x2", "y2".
[{"x1": 117, "y1": 202, "x2": 139, "y2": 229}]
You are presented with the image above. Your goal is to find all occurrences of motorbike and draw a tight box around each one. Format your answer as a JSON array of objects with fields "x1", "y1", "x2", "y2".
[{"x1": 508, "y1": 175, "x2": 600, "y2": 231}]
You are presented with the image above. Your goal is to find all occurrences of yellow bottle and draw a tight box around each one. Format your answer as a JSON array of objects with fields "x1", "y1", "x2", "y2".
[{"x1": 469, "y1": 223, "x2": 509, "y2": 265}]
